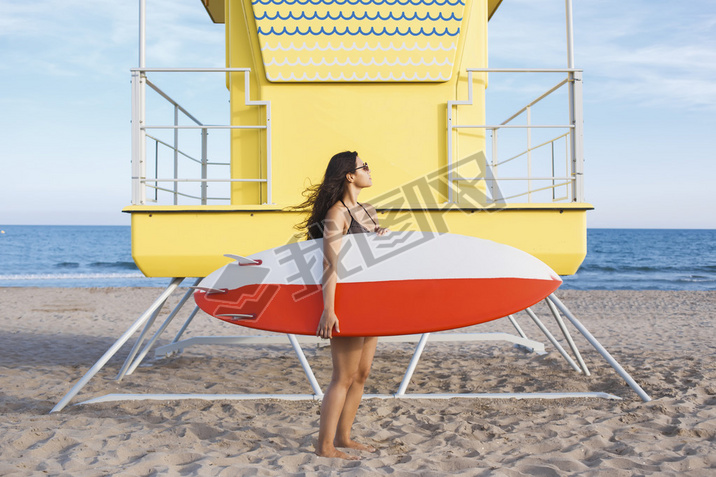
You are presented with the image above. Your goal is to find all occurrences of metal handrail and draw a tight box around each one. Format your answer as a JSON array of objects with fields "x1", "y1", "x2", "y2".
[
  {"x1": 145, "y1": 79, "x2": 202, "y2": 126},
  {"x1": 142, "y1": 178, "x2": 267, "y2": 183},
  {"x1": 146, "y1": 185, "x2": 231, "y2": 202},
  {"x1": 132, "y1": 67, "x2": 254, "y2": 73},
  {"x1": 447, "y1": 68, "x2": 584, "y2": 204},
  {"x1": 146, "y1": 134, "x2": 202, "y2": 165},
  {"x1": 453, "y1": 124, "x2": 573, "y2": 129},
  {"x1": 498, "y1": 181, "x2": 573, "y2": 202},
  {"x1": 143, "y1": 125, "x2": 267, "y2": 130},
  {"x1": 499, "y1": 77, "x2": 570, "y2": 125},
  {"x1": 146, "y1": 185, "x2": 211, "y2": 201},
  {"x1": 454, "y1": 176, "x2": 574, "y2": 181},
  {"x1": 131, "y1": 67, "x2": 272, "y2": 206},
  {"x1": 147, "y1": 132, "x2": 238, "y2": 167},
  {"x1": 467, "y1": 68, "x2": 583, "y2": 72},
  {"x1": 496, "y1": 132, "x2": 570, "y2": 167}
]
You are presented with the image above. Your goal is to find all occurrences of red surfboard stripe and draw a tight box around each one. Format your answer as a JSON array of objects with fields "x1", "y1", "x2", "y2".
[{"x1": 194, "y1": 277, "x2": 561, "y2": 336}]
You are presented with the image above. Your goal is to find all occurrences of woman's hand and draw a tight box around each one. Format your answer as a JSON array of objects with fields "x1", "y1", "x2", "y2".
[
  {"x1": 374, "y1": 226, "x2": 389, "y2": 236},
  {"x1": 317, "y1": 309, "x2": 340, "y2": 339}
]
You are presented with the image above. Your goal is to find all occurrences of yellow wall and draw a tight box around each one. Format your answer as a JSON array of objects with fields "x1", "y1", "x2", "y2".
[
  {"x1": 226, "y1": 0, "x2": 489, "y2": 208},
  {"x1": 126, "y1": 204, "x2": 589, "y2": 277}
]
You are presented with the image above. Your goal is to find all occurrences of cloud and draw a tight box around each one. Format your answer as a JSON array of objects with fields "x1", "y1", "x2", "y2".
[
  {"x1": 0, "y1": 0, "x2": 224, "y2": 78},
  {"x1": 576, "y1": 2, "x2": 716, "y2": 110},
  {"x1": 0, "y1": 1, "x2": 134, "y2": 75},
  {"x1": 489, "y1": 0, "x2": 716, "y2": 111}
]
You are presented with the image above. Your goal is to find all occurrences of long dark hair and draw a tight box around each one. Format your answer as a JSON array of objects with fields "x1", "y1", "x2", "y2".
[{"x1": 294, "y1": 151, "x2": 359, "y2": 239}]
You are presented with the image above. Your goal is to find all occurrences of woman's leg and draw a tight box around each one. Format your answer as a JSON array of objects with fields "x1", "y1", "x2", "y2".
[
  {"x1": 315, "y1": 337, "x2": 366, "y2": 459},
  {"x1": 334, "y1": 336, "x2": 378, "y2": 451}
]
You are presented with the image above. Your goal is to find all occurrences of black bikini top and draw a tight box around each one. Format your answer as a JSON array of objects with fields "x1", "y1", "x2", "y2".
[{"x1": 340, "y1": 200, "x2": 377, "y2": 235}]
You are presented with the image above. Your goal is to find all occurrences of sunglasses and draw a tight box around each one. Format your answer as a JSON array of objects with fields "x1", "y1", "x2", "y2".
[{"x1": 353, "y1": 162, "x2": 370, "y2": 172}]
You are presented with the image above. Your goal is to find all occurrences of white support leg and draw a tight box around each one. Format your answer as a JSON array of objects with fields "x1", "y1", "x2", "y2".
[
  {"x1": 507, "y1": 314, "x2": 545, "y2": 354},
  {"x1": 116, "y1": 300, "x2": 166, "y2": 379},
  {"x1": 51, "y1": 278, "x2": 184, "y2": 413},
  {"x1": 287, "y1": 334, "x2": 323, "y2": 397},
  {"x1": 545, "y1": 298, "x2": 590, "y2": 375},
  {"x1": 171, "y1": 306, "x2": 201, "y2": 345},
  {"x1": 396, "y1": 333, "x2": 431, "y2": 396},
  {"x1": 507, "y1": 314, "x2": 528, "y2": 339},
  {"x1": 547, "y1": 294, "x2": 651, "y2": 402},
  {"x1": 123, "y1": 279, "x2": 201, "y2": 377},
  {"x1": 524, "y1": 307, "x2": 582, "y2": 373}
]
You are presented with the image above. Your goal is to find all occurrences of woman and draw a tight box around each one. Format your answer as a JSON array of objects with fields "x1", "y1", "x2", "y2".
[{"x1": 296, "y1": 150, "x2": 388, "y2": 460}]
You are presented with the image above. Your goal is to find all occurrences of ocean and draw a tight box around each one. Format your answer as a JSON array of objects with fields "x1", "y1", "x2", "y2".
[
  {"x1": 0, "y1": 226, "x2": 714, "y2": 290},
  {"x1": 0, "y1": 226, "x2": 167, "y2": 288},
  {"x1": 561, "y1": 228, "x2": 716, "y2": 290}
]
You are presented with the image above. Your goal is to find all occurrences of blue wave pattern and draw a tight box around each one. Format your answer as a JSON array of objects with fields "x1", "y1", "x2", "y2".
[
  {"x1": 254, "y1": 11, "x2": 462, "y2": 21},
  {"x1": 257, "y1": 26, "x2": 459, "y2": 36},
  {"x1": 252, "y1": 0, "x2": 464, "y2": 81}
]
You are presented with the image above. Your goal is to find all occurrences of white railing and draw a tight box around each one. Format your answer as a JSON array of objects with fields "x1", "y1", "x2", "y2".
[
  {"x1": 130, "y1": 68, "x2": 272, "y2": 206},
  {"x1": 131, "y1": 68, "x2": 582, "y2": 207},
  {"x1": 448, "y1": 68, "x2": 584, "y2": 204}
]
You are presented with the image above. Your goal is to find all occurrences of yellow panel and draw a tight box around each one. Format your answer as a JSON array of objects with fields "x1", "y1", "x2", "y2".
[
  {"x1": 252, "y1": 1, "x2": 466, "y2": 82},
  {"x1": 127, "y1": 204, "x2": 591, "y2": 277},
  {"x1": 436, "y1": 208, "x2": 588, "y2": 275},
  {"x1": 129, "y1": 210, "x2": 300, "y2": 278}
]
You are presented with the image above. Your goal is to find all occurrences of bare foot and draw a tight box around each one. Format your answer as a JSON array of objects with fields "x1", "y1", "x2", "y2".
[
  {"x1": 334, "y1": 439, "x2": 377, "y2": 453},
  {"x1": 315, "y1": 446, "x2": 359, "y2": 460}
]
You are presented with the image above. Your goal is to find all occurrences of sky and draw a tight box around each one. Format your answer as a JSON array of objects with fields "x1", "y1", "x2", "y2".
[{"x1": 0, "y1": 0, "x2": 714, "y2": 228}]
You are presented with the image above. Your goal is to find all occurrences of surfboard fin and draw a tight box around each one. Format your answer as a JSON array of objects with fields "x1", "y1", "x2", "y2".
[
  {"x1": 224, "y1": 254, "x2": 263, "y2": 266},
  {"x1": 190, "y1": 286, "x2": 227, "y2": 295},
  {"x1": 216, "y1": 313, "x2": 256, "y2": 322}
]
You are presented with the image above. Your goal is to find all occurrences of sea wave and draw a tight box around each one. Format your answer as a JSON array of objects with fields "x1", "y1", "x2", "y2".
[
  {"x1": 578, "y1": 263, "x2": 716, "y2": 274},
  {"x1": 677, "y1": 275, "x2": 716, "y2": 283},
  {"x1": 0, "y1": 273, "x2": 145, "y2": 281},
  {"x1": 561, "y1": 273, "x2": 716, "y2": 291},
  {"x1": 54, "y1": 262, "x2": 81, "y2": 268},
  {"x1": 88, "y1": 261, "x2": 140, "y2": 270}
]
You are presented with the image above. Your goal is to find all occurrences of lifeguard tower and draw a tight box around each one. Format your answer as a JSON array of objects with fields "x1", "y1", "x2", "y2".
[
  {"x1": 124, "y1": 0, "x2": 591, "y2": 278},
  {"x1": 55, "y1": 1, "x2": 654, "y2": 413}
]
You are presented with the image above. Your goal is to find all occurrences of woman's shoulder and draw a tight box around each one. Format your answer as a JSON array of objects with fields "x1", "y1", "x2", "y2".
[{"x1": 326, "y1": 201, "x2": 350, "y2": 220}]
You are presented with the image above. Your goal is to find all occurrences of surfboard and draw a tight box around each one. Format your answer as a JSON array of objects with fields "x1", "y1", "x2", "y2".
[{"x1": 193, "y1": 231, "x2": 562, "y2": 336}]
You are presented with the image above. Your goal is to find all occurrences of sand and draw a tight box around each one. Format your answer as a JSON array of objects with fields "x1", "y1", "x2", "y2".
[{"x1": 0, "y1": 287, "x2": 714, "y2": 476}]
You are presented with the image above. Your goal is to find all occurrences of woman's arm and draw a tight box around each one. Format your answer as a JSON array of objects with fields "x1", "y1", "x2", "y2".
[{"x1": 317, "y1": 207, "x2": 345, "y2": 339}]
